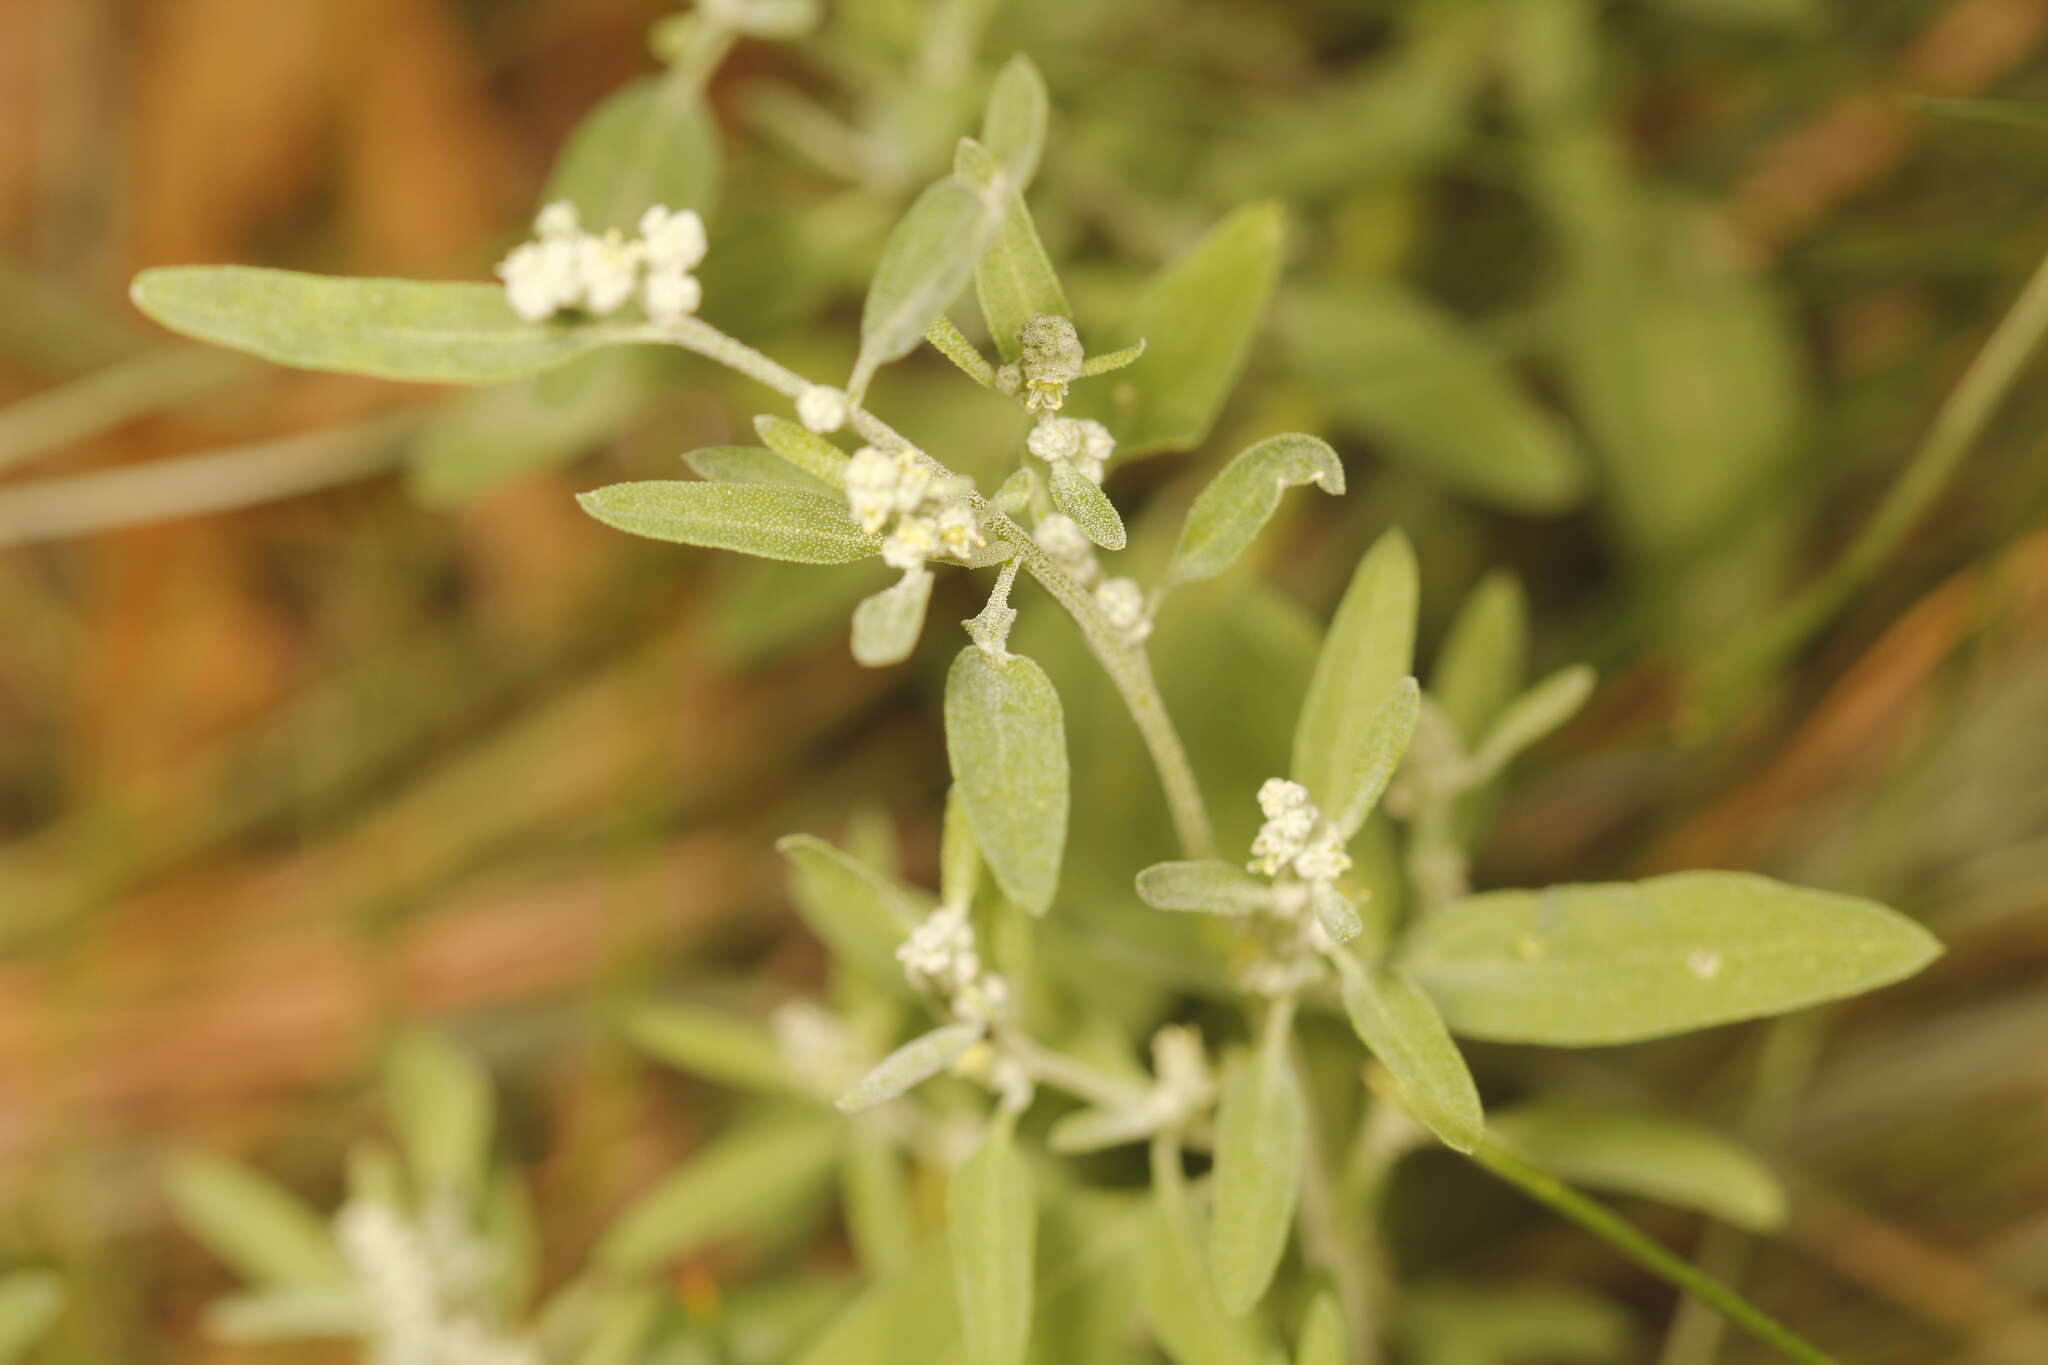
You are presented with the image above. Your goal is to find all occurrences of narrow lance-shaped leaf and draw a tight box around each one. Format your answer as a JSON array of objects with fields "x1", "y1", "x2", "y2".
[
  {"x1": 1466, "y1": 664, "x2": 1595, "y2": 782},
  {"x1": 755, "y1": 413, "x2": 852, "y2": 487},
  {"x1": 1143, "y1": 1153, "x2": 1270, "y2": 1365},
  {"x1": 131, "y1": 268, "x2": 648, "y2": 385},
  {"x1": 203, "y1": 1291, "x2": 366, "y2": 1344},
  {"x1": 165, "y1": 1153, "x2": 350, "y2": 1289},
  {"x1": 1488, "y1": 1104, "x2": 1787, "y2": 1232},
  {"x1": 544, "y1": 73, "x2": 721, "y2": 230},
  {"x1": 1047, "y1": 460, "x2": 1125, "y2": 550},
  {"x1": 1168, "y1": 433, "x2": 1345, "y2": 586},
  {"x1": 1403, "y1": 871, "x2": 1942, "y2": 1046},
  {"x1": 777, "y1": 833, "x2": 927, "y2": 993},
  {"x1": 837, "y1": 1022, "x2": 985, "y2": 1113},
  {"x1": 851, "y1": 570, "x2": 933, "y2": 667},
  {"x1": 1431, "y1": 571, "x2": 1528, "y2": 744},
  {"x1": 0, "y1": 1271, "x2": 64, "y2": 1365},
  {"x1": 981, "y1": 55, "x2": 1049, "y2": 189},
  {"x1": 842, "y1": 1123, "x2": 916, "y2": 1277},
  {"x1": 941, "y1": 784, "x2": 981, "y2": 911},
  {"x1": 384, "y1": 1029, "x2": 494, "y2": 1199},
  {"x1": 1135, "y1": 861, "x2": 1277, "y2": 917},
  {"x1": 957, "y1": 134, "x2": 1069, "y2": 364},
  {"x1": 950, "y1": 1116, "x2": 1037, "y2": 1365},
  {"x1": 1069, "y1": 202, "x2": 1284, "y2": 458},
  {"x1": 1209, "y1": 1008, "x2": 1305, "y2": 1315},
  {"x1": 621, "y1": 1002, "x2": 796, "y2": 1094},
  {"x1": 1338, "y1": 958, "x2": 1483, "y2": 1154},
  {"x1": 1310, "y1": 881, "x2": 1363, "y2": 945},
  {"x1": 853, "y1": 173, "x2": 1002, "y2": 399},
  {"x1": 685, "y1": 444, "x2": 838, "y2": 495},
  {"x1": 945, "y1": 648, "x2": 1069, "y2": 916},
  {"x1": 596, "y1": 1120, "x2": 842, "y2": 1274},
  {"x1": 1294, "y1": 1291, "x2": 1347, "y2": 1365},
  {"x1": 1293, "y1": 529, "x2": 1418, "y2": 814},
  {"x1": 1330, "y1": 675, "x2": 1419, "y2": 838},
  {"x1": 577, "y1": 482, "x2": 879, "y2": 563}
]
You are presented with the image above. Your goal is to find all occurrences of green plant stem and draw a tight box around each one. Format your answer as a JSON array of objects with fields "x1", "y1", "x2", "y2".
[
  {"x1": 657, "y1": 315, "x2": 1218, "y2": 859},
  {"x1": 1702, "y1": 238, "x2": 2048, "y2": 716},
  {"x1": 1471, "y1": 1140, "x2": 1837, "y2": 1365}
]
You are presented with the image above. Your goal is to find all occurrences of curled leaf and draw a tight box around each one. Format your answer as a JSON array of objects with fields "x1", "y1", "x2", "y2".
[{"x1": 1168, "y1": 433, "x2": 1344, "y2": 586}]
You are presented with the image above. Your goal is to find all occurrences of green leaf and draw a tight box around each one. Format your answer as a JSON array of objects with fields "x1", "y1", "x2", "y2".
[
  {"x1": 975, "y1": 196, "x2": 1071, "y2": 367},
  {"x1": 851, "y1": 570, "x2": 934, "y2": 667},
  {"x1": 0, "y1": 1270, "x2": 64, "y2": 1365},
  {"x1": 945, "y1": 648, "x2": 1069, "y2": 916},
  {"x1": 685, "y1": 443, "x2": 839, "y2": 495},
  {"x1": 1047, "y1": 460, "x2": 1126, "y2": 550},
  {"x1": 1047, "y1": 1103, "x2": 1166, "y2": 1155},
  {"x1": 622, "y1": 1001, "x2": 796, "y2": 1094},
  {"x1": 1143, "y1": 1169, "x2": 1268, "y2": 1365},
  {"x1": 842, "y1": 1124, "x2": 916, "y2": 1277},
  {"x1": 596, "y1": 1119, "x2": 841, "y2": 1274},
  {"x1": 1467, "y1": 665, "x2": 1594, "y2": 780},
  {"x1": 165, "y1": 1152, "x2": 349, "y2": 1289},
  {"x1": 941, "y1": 784, "x2": 981, "y2": 912},
  {"x1": 205, "y1": 1290, "x2": 365, "y2": 1343},
  {"x1": 981, "y1": 55, "x2": 1049, "y2": 189},
  {"x1": 131, "y1": 268, "x2": 643, "y2": 384},
  {"x1": 1338, "y1": 960, "x2": 1483, "y2": 1153},
  {"x1": 1168, "y1": 433, "x2": 1344, "y2": 586},
  {"x1": 545, "y1": 74, "x2": 721, "y2": 230},
  {"x1": 1489, "y1": 1104, "x2": 1786, "y2": 1232},
  {"x1": 1397, "y1": 1281, "x2": 1633, "y2": 1365},
  {"x1": 1292, "y1": 529, "x2": 1418, "y2": 814},
  {"x1": 837, "y1": 1022, "x2": 985, "y2": 1113},
  {"x1": 755, "y1": 413, "x2": 853, "y2": 487},
  {"x1": 795, "y1": 1240, "x2": 960, "y2": 1365},
  {"x1": 951, "y1": 1119, "x2": 1036, "y2": 1365},
  {"x1": 853, "y1": 174, "x2": 1002, "y2": 399},
  {"x1": 1074, "y1": 203, "x2": 1285, "y2": 458},
  {"x1": 577, "y1": 482, "x2": 878, "y2": 563},
  {"x1": 384, "y1": 1029, "x2": 494, "y2": 1199},
  {"x1": 1431, "y1": 572, "x2": 1528, "y2": 745},
  {"x1": 1311, "y1": 881, "x2": 1363, "y2": 945},
  {"x1": 777, "y1": 833, "x2": 926, "y2": 992},
  {"x1": 1295, "y1": 1291, "x2": 1347, "y2": 1365},
  {"x1": 1330, "y1": 676, "x2": 1418, "y2": 838},
  {"x1": 1403, "y1": 871, "x2": 1942, "y2": 1045},
  {"x1": 1287, "y1": 283, "x2": 1585, "y2": 513},
  {"x1": 408, "y1": 353, "x2": 648, "y2": 504},
  {"x1": 1134, "y1": 861, "x2": 1277, "y2": 917},
  {"x1": 1209, "y1": 1013, "x2": 1304, "y2": 1315}
]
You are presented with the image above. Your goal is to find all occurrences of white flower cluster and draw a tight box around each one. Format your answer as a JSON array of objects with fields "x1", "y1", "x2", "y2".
[
  {"x1": 1248, "y1": 778, "x2": 1352, "y2": 883},
  {"x1": 896, "y1": 904, "x2": 1009, "y2": 1023},
  {"x1": 1025, "y1": 415, "x2": 1115, "y2": 484},
  {"x1": 496, "y1": 202, "x2": 707, "y2": 326},
  {"x1": 844, "y1": 445, "x2": 985, "y2": 573},
  {"x1": 337, "y1": 1200, "x2": 537, "y2": 1365},
  {"x1": 796, "y1": 384, "x2": 850, "y2": 434},
  {"x1": 1032, "y1": 512, "x2": 1149, "y2": 643}
]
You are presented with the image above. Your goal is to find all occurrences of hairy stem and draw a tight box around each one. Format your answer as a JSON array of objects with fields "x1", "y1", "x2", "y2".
[{"x1": 656, "y1": 316, "x2": 1217, "y2": 858}]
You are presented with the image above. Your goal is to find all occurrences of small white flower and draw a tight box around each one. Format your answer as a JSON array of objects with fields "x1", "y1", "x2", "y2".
[
  {"x1": 797, "y1": 384, "x2": 849, "y2": 433},
  {"x1": 898, "y1": 904, "x2": 980, "y2": 998},
  {"x1": 1292, "y1": 827, "x2": 1353, "y2": 882},
  {"x1": 1032, "y1": 512, "x2": 1092, "y2": 565},
  {"x1": 1076, "y1": 419, "x2": 1115, "y2": 465},
  {"x1": 638, "y1": 205, "x2": 707, "y2": 272},
  {"x1": 1094, "y1": 576, "x2": 1149, "y2": 640},
  {"x1": 535, "y1": 201, "x2": 580, "y2": 240},
  {"x1": 575, "y1": 231, "x2": 643, "y2": 314},
  {"x1": 882, "y1": 514, "x2": 940, "y2": 570},
  {"x1": 497, "y1": 239, "x2": 580, "y2": 322},
  {"x1": 934, "y1": 502, "x2": 984, "y2": 557},
  {"x1": 889, "y1": 451, "x2": 934, "y2": 511},
  {"x1": 641, "y1": 263, "x2": 702, "y2": 325},
  {"x1": 845, "y1": 446, "x2": 898, "y2": 534},
  {"x1": 1249, "y1": 778, "x2": 1318, "y2": 876},
  {"x1": 1027, "y1": 417, "x2": 1082, "y2": 463}
]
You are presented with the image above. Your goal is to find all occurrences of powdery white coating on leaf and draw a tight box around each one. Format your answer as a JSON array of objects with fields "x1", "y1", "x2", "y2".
[
  {"x1": 1488, "y1": 1104, "x2": 1787, "y2": 1232},
  {"x1": 1401, "y1": 871, "x2": 1942, "y2": 1046},
  {"x1": 944, "y1": 648, "x2": 1069, "y2": 916},
  {"x1": 1168, "y1": 432, "x2": 1345, "y2": 586},
  {"x1": 576, "y1": 482, "x2": 879, "y2": 563}
]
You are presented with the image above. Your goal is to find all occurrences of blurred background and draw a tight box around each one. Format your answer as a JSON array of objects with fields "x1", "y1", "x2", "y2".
[{"x1": 3, "y1": 0, "x2": 2048, "y2": 1360}]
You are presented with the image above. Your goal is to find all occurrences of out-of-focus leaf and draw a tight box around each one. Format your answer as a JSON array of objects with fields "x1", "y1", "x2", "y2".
[
  {"x1": 1144, "y1": 1170, "x2": 1267, "y2": 1365},
  {"x1": 567, "y1": 1287, "x2": 660, "y2": 1365},
  {"x1": 1339, "y1": 961, "x2": 1483, "y2": 1153},
  {"x1": 622, "y1": 1002, "x2": 796, "y2": 1094},
  {"x1": 1311, "y1": 881, "x2": 1363, "y2": 945},
  {"x1": 941, "y1": 784, "x2": 981, "y2": 911},
  {"x1": 1209, "y1": 1016, "x2": 1304, "y2": 1315},
  {"x1": 686, "y1": 443, "x2": 839, "y2": 495},
  {"x1": 0, "y1": 1271, "x2": 64, "y2": 1365},
  {"x1": 853, "y1": 175, "x2": 1002, "y2": 398},
  {"x1": 545, "y1": 74, "x2": 721, "y2": 229},
  {"x1": 1467, "y1": 665, "x2": 1594, "y2": 779},
  {"x1": 843, "y1": 1123, "x2": 916, "y2": 1277},
  {"x1": 1134, "y1": 861, "x2": 1277, "y2": 917},
  {"x1": 756, "y1": 413, "x2": 853, "y2": 486},
  {"x1": 945, "y1": 648, "x2": 1069, "y2": 916},
  {"x1": 1330, "y1": 676, "x2": 1418, "y2": 838},
  {"x1": 1403, "y1": 872, "x2": 1942, "y2": 1045},
  {"x1": 1167, "y1": 433, "x2": 1344, "y2": 587},
  {"x1": 204, "y1": 1290, "x2": 365, "y2": 1342},
  {"x1": 794, "y1": 1241, "x2": 959, "y2": 1365},
  {"x1": 778, "y1": 833, "x2": 926, "y2": 992},
  {"x1": 1293, "y1": 529, "x2": 1417, "y2": 814},
  {"x1": 577, "y1": 482, "x2": 879, "y2": 562},
  {"x1": 1397, "y1": 1281, "x2": 1633, "y2": 1365},
  {"x1": 1295, "y1": 1291, "x2": 1346, "y2": 1365},
  {"x1": 951, "y1": 1119, "x2": 1036, "y2": 1365},
  {"x1": 1286, "y1": 284, "x2": 1584, "y2": 513},
  {"x1": 1074, "y1": 203, "x2": 1285, "y2": 459},
  {"x1": 1432, "y1": 572, "x2": 1528, "y2": 744},
  {"x1": 384, "y1": 1029, "x2": 494, "y2": 1199},
  {"x1": 1489, "y1": 1104, "x2": 1787, "y2": 1232},
  {"x1": 1047, "y1": 460, "x2": 1125, "y2": 550},
  {"x1": 981, "y1": 55, "x2": 1049, "y2": 189},
  {"x1": 165, "y1": 1153, "x2": 349, "y2": 1289},
  {"x1": 837, "y1": 1023, "x2": 984, "y2": 1113},
  {"x1": 852, "y1": 570, "x2": 934, "y2": 666},
  {"x1": 596, "y1": 1119, "x2": 841, "y2": 1274},
  {"x1": 408, "y1": 353, "x2": 647, "y2": 504},
  {"x1": 131, "y1": 268, "x2": 644, "y2": 384}
]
